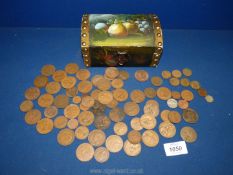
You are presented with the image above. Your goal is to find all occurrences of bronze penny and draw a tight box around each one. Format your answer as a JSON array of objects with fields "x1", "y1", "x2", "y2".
[
  {"x1": 91, "y1": 75, "x2": 104, "y2": 86},
  {"x1": 25, "y1": 87, "x2": 40, "y2": 100},
  {"x1": 181, "y1": 90, "x2": 194, "y2": 101},
  {"x1": 113, "y1": 88, "x2": 128, "y2": 102},
  {"x1": 159, "y1": 121, "x2": 176, "y2": 138},
  {"x1": 106, "y1": 99, "x2": 118, "y2": 109},
  {"x1": 160, "y1": 110, "x2": 170, "y2": 122},
  {"x1": 88, "y1": 129, "x2": 106, "y2": 147},
  {"x1": 78, "y1": 80, "x2": 93, "y2": 94},
  {"x1": 54, "y1": 94, "x2": 69, "y2": 108},
  {"x1": 105, "y1": 67, "x2": 119, "y2": 79},
  {"x1": 180, "y1": 126, "x2": 197, "y2": 143},
  {"x1": 124, "y1": 102, "x2": 140, "y2": 116},
  {"x1": 114, "y1": 122, "x2": 128, "y2": 136},
  {"x1": 190, "y1": 80, "x2": 200, "y2": 90},
  {"x1": 52, "y1": 70, "x2": 67, "y2": 82},
  {"x1": 24, "y1": 109, "x2": 41, "y2": 125},
  {"x1": 119, "y1": 70, "x2": 129, "y2": 80},
  {"x1": 38, "y1": 93, "x2": 54, "y2": 108},
  {"x1": 67, "y1": 118, "x2": 79, "y2": 129},
  {"x1": 105, "y1": 135, "x2": 123, "y2": 153},
  {"x1": 20, "y1": 100, "x2": 34, "y2": 112},
  {"x1": 144, "y1": 87, "x2": 156, "y2": 98},
  {"x1": 64, "y1": 104, "x2": 80, "y2": 119},
  {"x1": 142, "y1": 130, "x2": 159, "y2": 147},
  {"x1": 182, "y1": 68, "x2": 192, "y2": 77},
  {"x1": 111, "y1": 78, "x2": 124, "y2": 89},
  {"x1": 127, "y1": 130, "x2": 142, "y2": 144},
  {"x1": 182, "y1": 108, "x2": 199, "y2": 123},
  {"x1": 135, "y1": 70, "x2": 149, "y2": 82},
  {"x1": 76, "y1": 143, "x2": 94, "y2": 162},
  {"x1": 169, "y1": 77, "x2": 180, "y2": 86},
  {"x1": 109, "y1": 107, "x2": 125, "y2": 122},
  {"x1": 45, "y1": 81, "x2": 61, "y2": 94},
  {"x1": 96, "y1": 77, "x2": 111, "y2": 91},
  {"x1": 123, "y1": 140, "x2": 141, "y2": 157},
  {"x1": 180, "y1": 78, "x2": 190, "y2": 87},
  {"x1": 75, "y1": 126, "x2": 89, "y2": 140},
  {"x1": 66, "y1": 87, "x2": 78, "y2": 97},
  {"x1": 161, "y1": 70, "x2": 171, "y2": 79},
  {"x1": 157, "y1": 87, "x2": 172, "y2": 100},
  {"x1": 171, "y1": 91, "x2": 181, "y2": 99},
  {"x1": 78, "y1": 111, "x2": 94, "y2": 126},
  {"x1": 198, "y1": 88, "x2": 207, "y2": 97},
  {"x1": 94, "y1": 114, "x2": 111, "y2": 130},
  {"x1": 65, "y1": 63, "x2": 79, "y2": 74},
  {"x1": 76, "y1": 69, "x2": 91, "y2": 80},
  {"x1": 41, "y1": 64, "x2": 56, "y2": 76},
  {"x1": 44, "y1": 106, "x2": 58, "y2": 118},
  {"x1": 98, "y1": 91, "x2": 113, "y2": 105},
  {"x1": 73, "y1": 96, "x2": 81, "y2": 104},
  {"x1": 130, "y1": 89, "x2": 145, "y2": 103},
  {"x1": 57, "y1": 128, "x2": 75, "y2": 146},
  {"x1": 61, "y1": 76, "x2": 77, "y2": 89},
  {"x1": 140, "y1": 114, "x2": 156, "y2": 129},
  {"x1": 36, "y1": 118, "x2": 53, "y2": 134},
  {"x1": 151, "y1": 76, "x2": 163, "y2": 86},
  {"x1": 53, "y1": 116, "x2": 68, "y2": 129},
  {"x1": 130, "y1": 117, "x2": 143, "y2": 131},
  {"x1": 94, "y1": 147, "x2": 110, "y2": 163},
  {"x1": 81, "y1": 95, "x2": 94, "y2": 108},
  {"x1": 144, "y1": 100, "x2": 160, "y2": 117},
  {"x1": 34, "y1": 75, "x2": 48, "y2": 88},
  {"x1": 178, "y1": 100, "x2": 189, "y2": 109},
  {"x1": 172, "y1": 70, "x2": 182, "y2": 78},
  {"x1": 168, "y1": 110, "x2": 182, "y2": 123}
]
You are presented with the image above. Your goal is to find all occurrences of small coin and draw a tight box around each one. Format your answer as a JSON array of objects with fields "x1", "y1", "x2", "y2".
[
  {"x1": 167, "y1": 98, "x2": 178, "y2": 109},
  {"x1": 105, "y1": 135, "x2": 123, "y2": 153},
  {"x1": 140, "y1": 114, "x2": 156, "y2": 129},
  {"x1": 41, "y1": 64, "x2": 56, "y2": 76},
  {"x1": 54, "y1": 94, "x2": 69, "y2": 108},
  {"x1": 144, "y1": 87, "x2": 156, "y2": 98},
  {"x1": 78, "y1": 111, "x2": 94, "y2": 126},
  {"x1": 109, "y1": 107, "x2": 125, "y2": 122},
  {"x1": 45, "y1": 81, "x2": 61, "y2": 94},
  {"x1": 76, "y1": 69, "x2": 91, "y2": 80},
  {"x1": 180, "y1": 78, "x2": 190, "y2": 87},
  {"x1": 105, "y1": 67, "x2": 119, "y2": 79},
  {"x1": 172, "y1": 70, "x2": 182, "y2": 78},
  {"x1": 205, "y1": 95, "x2": 214, "y2": 103},
  {"x1": 143, "y1": 100, "x2": 160, "y2": 117},
  {"x1": 76, "y1": 143, "x2": 94, "y2": 162},
  {"x1": 64, "y1": 104, "x2": 80, "y2": 119},
  {"x1": 53, "y1": 116, "x2": 68, "y2": 129},
  {"x1": 78, "y1": 80, "x2": 93, "y2": 94},
  {"x1": 181, "y1": 90, "x2": 194, "y2": 101},
  {"x1": 119, "y1": 70, "x2": 129, "y2": 80},
  {"x1": 65, "y1": 63, "x2": 79, "y2": 74},
  {"x1": 66, "y1": 87, "x2": 78, "y2": 97},
  {"x1": 75, "y1": 126, "x2": 89, "y2": 140},
  {"x1": 130, "y1": 117, "x2": 143, "y2": 131},
  {"x1": 57, "y1": 128, "x2": 75, "y2": 146},
  {"x1": 88, "y1": 129, "x2": 106, "y2": 147},
  {"x1": 73, "y1": 96, "x2": 81, "y2": 104},
  {"x1": 124, "y1": 102, "x2": 140, "y2": 116},
  {"x1": 106, "y1": 99, "x2": 118, "y2": 109},
  {"x1": 182, "y1": 108, "x2": 199, "y2": 123},
  {"x1": 160, "y1": 110, "x2": 170, "y2": 122},
  {"x1": 190, "y1": 81, "x2": 200, "y2": 90},
  {"x1": 92, "y1": 75, "x2": 104, "y2": 86},
  {"x1": 127, "y1": 130, "x2": 142, "y2": 144},
  {"x1": 36, "y1": 118, "x2": 53, "y2": 134},
  {"x1": 113, "y1": 88, "x2": 128, "y2": 102},
  {"x1": 20, "y1": 100, "x2": 34, "y2": 112},
  {"x1": 169, "y1": 77, "x2": 180, "y2": 86},
  {"x1": 159, "y1": 121, "x2": 176, "y2": 138},
  {"x1": 135, "y1": 70, "x2": 149, "y2": 82},
  {"x1": 168, "y1": 110, "x2": 182, "y2": 123},
  {"x1": 151, "y1": 76, "x2": 163, "y2": 86},
  {"x1": 52, "y1": 70, "x2": 67, "y2": 82},
  {"x1": 162, "y1": 70, "x2": 171, "y2": 79},
  {"x1": 157, "y1": 87, "x2": 172, "y2": 100},
  {"x1": 25, "y1": 109, "x2": 42, "y2": 125},
  {"x1": 111, "y1": 78, "x2": 124, "y2": 89},
  {"x1": 44, "y1": 106, "x2": 58, "y2": 118},
  {"x1": 94, "y1": 115, "x2": 111, "y2": 130},
  {"x1": 182, "y1": 68, "x2": 192, "y2": 77},
  {"x1": 130, "y1": 90, "x2": 145, "y2": 103},
  {"x1": 94, "y1": 147, "x2": 110, "y2": 163},
  {"x1": 96, "y1": 77, "x2": 111, "y2": 91},
  {"x1": 198, "y1": 88, "x2": 207, "y2": 97},
  {"x1": 180, "y1": 126, "x2": 197, "y2": 143},
  {"x1": 81, "y1": 95, "x2": 94, "y2": 108},
  {"x1": 171, "y1": 91, "x2": 181, "y2": 99},
  {"x1": 61, "y1": 76, "x2": 76, "y2": 89},
  {"x1": 178, "y1": 100, "x2": 189, "y2": 109},
  {"x1": 98, "y1": 91, "x2": 113, "y2": 105},
  {"x1": 25, "y1": 87, "x2": 40, "y2": 100},
  {"x1": 34, "y1": 75, "x2": 48, "y2": 88},
  {"x1": 123, "y1": 140, "x2": 141, "y2": 157},
  {"x1": 38, "y1": 93, "x2": 54, "y2": 108},
  {"x1": 67, "y1": 118, "x2": 79, "y2": 129},
  {"x1": 142, "y1": 130, "x2": 159, "y2": 147},
  {"x1": 114, "y1": 122, "x2": 128, "y2": 136}
]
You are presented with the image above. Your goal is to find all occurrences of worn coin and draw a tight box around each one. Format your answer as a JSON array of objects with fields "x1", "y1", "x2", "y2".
[
  {"x1": 73, "y1": 96, "x2": 81, "y2": 104},
  {"x1": 52, "y1": 70, "x2": 67, "y2": 82},
  {"x1": 114, "y1": 122, "x2": 128, "y2": 136},
  {"x1": 25, "y1": 109, "x2": 41, "y2": 125},
  {"x1": 25, "y1": 87, "x2": 40, "y2": 100},
  {"x1": 67, "y1": 118, "x2": 79, "y2": 129},
  {"x1": 169, "y1": 77, "x2": 180, "y2": 86},
  {"x1": 88, "y1": 129, "x2": 106, "y2": 147},
  {"x1": 61, "y1": 76, "x2": 76, "y2": 89},
  {"x1": 144, "y1": 87, "x2": 156, "y2": 98},
  {"x1": 76, "y1": 69, "x2": 91, "y2": 80},
  {"x1": 180, "y1": 126, "x2": 197, "y2": 143},
  {"x1": 96, "y1": 77, "x2": 111, "y2": 91},
  {"x1": 205, "y1": 95, "x2": 214, "y2": 103},
  {"x1": 81, "y1": 95, "x2": 94, "y2": 108},
  {"x1": 20, "y1": 100, "x2": 34, "y2": 112},
  {"x1": 38, "y1": 93, "x2": 54, "y2": 108},
  {"x1": 182, "y1": 68, "x2": 192, "y2": 77},
  {"x1": 142, "y1": 130, "x2": 159, "y2": 147},
  {"x1": 44, "y1": 106, "x2": 58, "y2": 118},
  {"x1": 159, "y1": 121, "x2": 176, "y2": 138},
  {"x1": 130, "y1": 90, "x2": 145, "y2": 103},
  {"x1": 167, "y1": 98, "x2": 178, "y2": 108},
  {"x1": 161, "y1": 70, "x2": 171, "y2": 79},
  {"x1": 105, "y1": 135, "x2": 123, "y2": 153},
  {"x1": 105, "y1": 67, "x2": 119, "y2": 79},
  {"x1": 66, "y1": 87, "x2": 78, "y2": 97},
  {"x1": 109, "y1": 107, "x2": 125, "y2": 122},
  {"x1": 198, "y1": 88, "x2": 207, "y2": 97},
  {"x1": 78, "y1": 111, "x2": 94, "y2": 126},
  {"x1": 113, "y1": 88, "x2": 128, "y2": 102},
  {"x1": 94, "y1": 147, "x2": 110, "y2": 163},
  {"x1": 140, "y1": 114, "x2": 156, "y2": 129},
  {"x1": 65, "y1": 63, "x2": 79, "y2": 74},
  {"x1": 91, "y1": 75, "x2": 104, "y2": 86},
  {"x1": 181, "y1": 90, "x2": 194, "y2": 101},
  {"x1": 94, "y1": 114, "x2": 111, "y2": 130},
  {"x1": 144, "y1": 100, "x2": 160, "y2": 117},
  {"x1": 168, "y1": 110, "x2": 182, "y2": 123},
  {"x1": 123, "y1": 140, "x2": 141, "y2": 157},
  {"x1": 190, "y1": 80, "x2": 200, "y2": 90},
  {"x1": 98, "y1": 91, "x2": 113, "y2": 105},
  {"x1": 127, "y1": 130, "x2": 142, "y2": 144},
  {"x1": 57, "y1": 128, "x2": 75, "y2": 146},
  {"x1": 160, "y1": 110, "x2": 170, "y2": 122},
  {"x1": 45, "y1": 81, "x2": 61, "y2": 94},
  {"x1": 178, "y1": 100, "x2": 189, "y2": 109},
  {"x1": 34, "y1": 75, "x2": 48, "y2": 88},
  {"x1": 119, "y1": 70, "x2": 129, "y2": 80},
  {"x1": 124, "y1": 102, "x2": 140, "y2": 116},
  {"x1": 111, "y1": 78, "x2": 124, "y2": 89},
  {"x1": 180, "y1": 78, "x2": 190, "y2": 87},
  {"x1": 78, "y1": 80, "x2": 93, "y2": 94},
  {"x1": 130, "y1": 117, "x2": 143, "y2": 131},
  {"x1": 41, "y1": 64, "x2": 56, "y2": 76},
  {"x1": 75, "y1": 126, "x2": 89, "y2": 140},
  {"x1": 151, "y1": 76, "x2": 163, "y2": 86},
  {"x1": 64, "y1": 104, "x2": 80, "y2": 119},
  {"x1": 135, "y1": 70, "x2": 149, "y2": 82},
  {"x1": 106, "y1": 99, "x2": 118, "y2": 109},
  {"x1": 171, "y1": 91, "x2": 181, "y2": 99},
  {"x1": 91, "y1": 89, "x2": 101, "y2": 101},
  {"x1": 172, "y1": 70, "x2": 182, "y2": 78},
  {"x1": 36, "y1": 118, "x2": 53, "y2": 134},
  {"x1": 53, "y1": 116, "x2": 68, "y2": 129},
  {"x1": 157, "y1": 87, "x2": 172, "y2": 100},
  {"x1": 54, "y1": 94, "x2": 69, "y2": 108},
  {"x1": 182, "y1": 108, "x2": 199, "y2": 123},
  {"x1": 76, "y1": 143, "x2": 94, "y2": 162}
]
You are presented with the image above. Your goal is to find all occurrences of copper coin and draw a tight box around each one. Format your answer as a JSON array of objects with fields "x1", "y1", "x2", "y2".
[
  {"x1": 142, "y1": 130, "x2": 159, "y2": 147},
  {"x1": 180, "y1": 78, "x2": 190, "y2": 87},
  {"x1": 25, "y1": 87, "x2": 40, "y2": 100},
  {"x1": 66, "y1": 87, "x2": 78, "y2": 97},
  {"x1": 169, "y1": 77, "x2": 180, "y2": 86},
  {"x1": 159, "y1": 121, "x2": 176, "y2": 138},
  {"x1": 81, "y1": 95, "x2": 94, "y2": 108},
  {"x1": 54, "y1": 94, "x2": 69, "y2": 108},
  {"x1": 160, "y1": 110, "x2": 170, "y2": 121},
  {"x1": 178, "y1": 100, "x2": 189, "y2": 109},
  {"x1": 205, "y1": 95, "x2": 214, "y2": 103},
  {"x1": 105, "y1": 135, "x2": 123, "y2": 153},
  {"x1": 111, "y1": 78, "x2": 124, "y2": 89},
  {"x1": 45, "y1": 81, "x2": 61, "y2": 94},
  {"x1": 124, "y1": 102, "x2": 140, "y2": 116},
  {"x1": 67, "y1": 118, "x2": 79, "y2": 129},
  {"x1": 94, "y1": 147, "x2": 110, "y2": 163},
  {"x1": 78, "y1": 111, "x2": 94, "y2": 126},
  {"x1": 143, "y1": 100, "x2": 160, "y2": 117},
  {"x1": 88, "y1": 129, "x2": 106, "y2": 147},
  {"x1": 53, "y1": 116, "x2": 68, "y2": 129},
  {"x1": 96, "y1": 77, "x2": 111, "y2": 91},
  {"x1": 20, "y1": 100, "x2": 34, "y2": 112},
  {"x1": 41, "y1": 64, "x2": 56, "y2": 76},
  {"x1": 180, "y1": 126, "x2": 197, "y2": 143},
  {"x1": 130, "y1": 117, "x2": 143, "y2": 131},
  {"x1": 182, "y1": 108, "x2": 199, "y2": 123},
  {"x1": 127, "y1": 130, "x2": 142, "y2": 144},
  {"x1": 198, "y1": 88, "x2": 207, "y2": 97},
  {"x1": 73, "y1": 96, "x2": 81, "y2": 104},
  {"x1": 61, "y1": 76, "x2": 76, "y2": 89},
  {"x1": 123, "y1": 140, "x2": 141, "y2": 157},
  {"x1": 171, "y1": 91, "x2": 181, "y2": 99},
  {"x1": 114, "y1": 122, "x2": 128, "y2": 136},
  {"x1": 168, "y1": 110, "x2": 182, "y2": 123},
  {"x1": 109, "y1": 107, "x2": 125, "y2": 122},
  {"x1": 76, "y1": 143, "x2": 94, "y2": 162},
  {"x1": 157, "y1": 87, "x2": 172, "y2": 100},
  {"x1": 106, "y1": 99, "x2": 118, "y2": 109},
  {"x1": 144, "y1": 87, "x2": 156, "y2": 98},
  {"x1": 65, "y1": 63, "x2": 79, "y2": 74},
  {"x1": 38, "y1": 93, "x2": 54, "y2": 108},
  {"x1": 91, "y1": 75, "x2": 104, "y2": 86},
  {"x1": 57, "y1": 128, "x2": 75, "y2": 146},
  {"x1": 181, "y1": 90, "x2": 194, "y2": 101},
  {"x1": 151, "y1": 76, "x2": 163, "y2": 86},
  {"x1": 44, "y1": 106, "x2": 58, "y2": 118},
  {"x1": 182, "y1": 68, "x2": 192, "y2": 77},
  {"x1": 75, "y1": 126, "x2": 89, "y2": 140},
  {"x1": 91, "y1": 89, "x2": 101, "y2": 101},
  {"x1": 76, "y1": 69, "x2": 91, "y2": 80},
  {"x1": 24, "y1": 109, "x2": 41, "y2": 125},
  {"x1": 52, "y1": 70, "x2": 67, "y2": 82},
  {"x1": 140, "y1": 114, "x2": 156, "y2": 129},
  {"x1": 113, "y1": 88, "x2": 128, "y2": 102},
  {"x1": 94, "y1": 114, "x2": 111, "y2": 130},
  {"x1": 172, "y1": 70, "x2": 182, "y2": 78},
  {"x1": 190, "y1": 80, "x2": 200, "y2": 90},
  {"x1": 135, "y1": 70, "x2": 149, "y2": 82},
  {"x1": 78, "y1": 80, "x2": 93, "y2": 94},
  {"x1": 34, "y1": 75, "x2": 48, "y2": 88},
  {"x1": 119, "y1": 70, "x2": 129, "y2": 80},
  {"x1": 162, "y1": 70, "x2": 171, "y2": 79},
  {"x1": 105, "y1": 67, "x2": 119, "y2": 79},
  {"x1": 64, "y1": 104, "x2": 80, "y2": 119},
  {"x1": 130, "y1": 89, "x2": 145, "y2": 103},
  {"x1": 98, "y1": 91, "x2": 113, "y2": 105},
  {"x1": 36, "y1": 118, "x2": 53, "y2": 134}
]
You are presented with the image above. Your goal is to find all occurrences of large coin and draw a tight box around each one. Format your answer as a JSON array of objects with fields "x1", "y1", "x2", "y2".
[
  {"x1": 78, "y1": 111, "x2": 94, "y2": 126},
  {"x1": 113, "y1": 88, "x2": 128, "y2": 102},
  {"x1": 109, "y1": 107, "x2": 125, "y2": 122},
  {"x1": 34, "y1": 75, "x2": 48, "y2": 88},
  {"x1": 96, "y1": 77, "x2": 111, "y2": 91},
  {"x1": 142, "y1": 130, "x2": 159, "y2": 147},
  {"x1": 66, "y1": 87, "x2": 78, "y2": 97},
  {"x1": 36, "y1": 118, "x2": 53, "y2": 134},
  {"x1": 124, "y1": 102, "x2": 140, "y2": 116},
  {"x1": 81, "y1": 95, "x2": 94, "y2": 108},
  {"x1": 135, "y1": 70, "x2": 149, "y2": 82},
  {"x1": 61, "y1": 76, "x2": 77, "y2": 89},
  {"x1": 106, "y1": 99, "x2": 118, "y2": 109},
  {"x1": 105, "y1": 67, "x2": 119, "y2": 79},
  {"x1": 64, "y1": 104, "x2": 80, "y2": 119},
  {"x1": 45, "y1": 81, "x2": 61, "y2": 94},
  {"x1": 65, "y1": 63, "x2": 79, "y2": 74},
  {"x1": 143, "y1": 100, "x2": 160, "y2": 117},
  {"x1": 77, "y1": 80, "x2": 93, "y2": 94},
  {"x1": 94, "y1": 114, "x2": 111, "y2": 130},
  {"x1": 88, "y1": 129, "x2": 106, "y2": 147},
  {"x1": 57, "y1": 128, "x2": 75, "y2": 146},
  {"x1": 182, "y1": 108, "x2": 199, "y2": 123},
  {"x1": 181, "y1": 90, "x2": 194, "y2": 101},
  {"x1": 53, "y1": 94, "x2": 69, "y2": 108},
  {"x1": 91, "y1": 75, "x2": 104, "y2": 87},
  {"x1": 52, "y1": 70, "x2": 67, "y2": 82},
  {"x1": 123, "y1": 140, "x2": 141, "y2": 157},
  {"x1": 113, "y1": 122, "x2": 128, "y2": 136},
  {"x1": 75, "y1": 126, "x2": 89, "y2": 140},
  {"x1": 130, "y1": 117, "x2": 143, "y2": 131},
  {"x1": 140, "y1": 114, "x2": 156, "y2": 129},
  {"x1": 159, "y1": 121, "x2": 176, "y2": 138},
  {"x1": 111, "y1": 78, "x2": 124, "y2": 89},
  {"x1": 130, "y1": 90, "x2": 145, "y2": 103},
  {"x1": 44, "y1": 106, "x2": 58, "y2": 118},
  {"x1": 94, "y1": 147, "x2": 110, "y2": 163},
  {"x1": 76, "y1": 143, "x2": 94, "y2": 162},
  {"x1": 76, "y1": 69, "x2": 91, "y2": 80},
  {"x1": 144, "y1": 87, "x2": 156, "y2": 98},
  {"x1": 53, "y1": 116, "x2": 68, "y2": 129},
  {"x1": 98, "y1": 91, "x2": 113, "y2": 105},
  {"x1": 105, "y1": 135, "x2": 123, "y2": 153},
  {"x1": 180, "y1": 126, "x2": 197, "y2": 143},
  {"x1": 168, "y1": 110, "x2": 182, "y2": 123},
  {"x1": 41, "y1": 64, "x2": 56, "y2": 76},
  {"x1": 38, "y1": 93, "x2": 54, "y2": 108},
  {"x1": 24, "y1": 109, "x2": 41, "y2": 125},
  {"x1": 157, "y1": 87, "x2": 172, "y2": 100},
  {"x1": 20, "y1": 100, "x2": 34, "y2": 112},
  {"x1": 25, "y1": 87, "x2": 40, "y2": 100},
  {"x1": 151, "y1": 76, "x2": 163, "y2": 86},
  {"x1": 127, "y1": 130, "x2": 142, "y2": 144}
]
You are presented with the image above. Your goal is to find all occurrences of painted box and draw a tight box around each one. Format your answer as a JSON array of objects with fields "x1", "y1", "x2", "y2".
[{"x1": 81, "y1": 14, "x2": 163, "y2": 67}]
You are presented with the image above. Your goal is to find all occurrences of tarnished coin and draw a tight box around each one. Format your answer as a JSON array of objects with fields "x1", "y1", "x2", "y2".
[
  {"x1": 142, "y1": 130, "x2": 159, "y2": 147},
  {"x1": 151, "y1": 76, "x2": 163, "y2": 86},
  {"x1": 144, "y1": 100, "x2": 160, "y2": 117},
  {"x1": 171, "y1": 91, "x2": 181, "y2": 99},
  {"x1": 41, "y1": 64, "x2": 56, "y2": 76},
  {"x1": 81, "y1": 95, "x2": 94, "y2": 108},
  {"x1": 182, "y1": 108, "x2": 199, "y2": 123},
  {"x1": 94, "y1": 115, "x2": 111, "y2": 130},
  {"x1": 130, "y1": 117, "x2": 143, "y2": 131},
  {"x1": 64, "y1": 104, "x2": 80, "y2": 119},
  {"x1": 205, "y1": 95, "x2": 214, "y2": 103},
  {"x1": 36, "y1": 118, "x2": 53, "y2": 134},
  {"x1": 25, "y1": 87, "x2": 40, "y2": 100},
  {"x1": 106, "y1": 99, "x2": 118, "y2": 109},
  {"x1": 96, "y1": 77, "x2": 111, "y2": 91},
  {"x1": 168, "y1": 110, "x2": 182, "y2": 123},
  {"x1": 94, "y1": 147, "x2": 110, "y2": 163},
  {"x1": 65, "y1": 63, "x2": 79, "y2": 74},
  {"x1": 114, "y1": 122, "x2": 128, "y2": 136},
  {"x1": 25, "y1": 109, "x2": 42, "y2": 125},
  {"x1": 54, "y1": 94, "x2": 69, "y2": 108},
  {"x1": 127, "y1": 130, "x2": 142, "y2": 144},
  {"x1": 76, "y1": 69, "x2": 91, "y2": 80},
  {"x1": 75, "y1": 126, "x2": 89, "y2": 140},
  {"x1": 73, "y1": 96, "x2": 81, "y2": 104},
  {"x1": 159, "y1": 121, "x2": 176, "y2": 138},
  {"x1": 198, "y1": 88, "x2": 207, "y2": 97},
  {"x1": 144, "y1": 87, "x2": 156, "y2": 98},
  {"x1": 111, "y1": 78, "x2": 124, "y2": 89},
  {"x1": 190, "y1": 80, "x2": 200, "y2": 90},
  {"x1": 180, "y1": 78, "x2": 190, "y2": 87},
  {"x1": 52, "y1": 70, "x2": 67, "y2": 82},
  {"x1": 66, "y1": 87, "x2": 78, "y2": 97},
  {"x1": 45, "y1": 81, "x2": 61, "y2": 94},
  {"x1": 169, "y1": 77, "x2": 180, "y2": 86},
  {"x1": 98, "y1": 91, "x2": 113, "y2": 105},
  {"x1": 78, "y1": 80, "x2": 93, "y2": 94},
  {"x1": 119, "y1": 70, "x2": 129, "y2": 80},
  {"x1": 160, "y1": 110, "x2": 170, "y2": 122},
  {"x1": 67, "y1": 118, "x2": 79, "y2": 129},
  {"x1": 161, "y1": 70, "x2": 171, "y2": 79},
  {"x1": 182, "y1": 68, "x2": 192, "y2": 77},
  {"x1": 91, "y1": 75, "x2": 104, "y2": 86},
  {"x1": 91, "y1": 89, "x2": 101, "y2": 101},
  {"x1": 130, "y1": 90, "x2": 145, "y2": 103},
  {"x1": 78, "y1": 111, "x2": 94, "y2": 126},
  {"x1": 34, "y1": 75, "x2": 48, "y2": 88},
  {"x1": 88, "y1": 129, "x2": 106, "y2": 147},
  {"x1": 20, "y1": 100, "x2": 34, "y2": 112},
  {"x1": 135, "y1": 70, "x2": 149, "y2": 82},
  {"x1": 76, "y1": 143, "x2": 94, "y2": 162},
  {"x1": 167, "y1": 98, "x2": 178, "y2": 108},
  {"x1": 157, "y1": 87, "x2": 172, "y2": 100},
  {"x1": 123, "y1": 140, "x2": 141, "y2": 157},
  {"x1": 124, "y1": 102, "x2": 140, "y2": 116},
  {"x1": 61, "y1": 76, "x2": 76, "y2": 89},
  {"x1": 180, "y1": 126, "x2": 197, "y2": 143},
  {"x1": 53, "y1": 116, "x2": 68, "y2": 129},
  {"x1": 109, "y1": 107, "x2": 125, "y2": 122},
  {"x1": 172, "y1": 70, "x2": 182, "y2": 78},
  {"x1": 44, "y1": 106, "x2": 58, "y2": 118},
  {"x1": 57, "y1": 128, "x2": 75, "y2": 146},
  {"x1": 140, "y1": 114, "x2": 156, "y2": 129},
  {"x1": 105, "y1": 135, "x2": 123, "y2": 153},
  {"x1": 38, "y1": 93, "x2": 54, "y2": 108},
  {"x1": 181, "y1": 90, "x2": 194, "y2": 101},
  {"x1": 113, "y1": 88, "x2": 128, "y2": 102},
  {"x1": 105, "y1": 67, "x2": 119, "y2": 79},
  {"x1": 178, "y1": 100, "x2": 189, "y2": 109}
]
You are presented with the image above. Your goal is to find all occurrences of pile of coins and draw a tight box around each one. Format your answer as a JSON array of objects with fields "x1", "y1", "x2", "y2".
[{"x1": 19, "y1": 63, "x2": 214, "y2": 163}]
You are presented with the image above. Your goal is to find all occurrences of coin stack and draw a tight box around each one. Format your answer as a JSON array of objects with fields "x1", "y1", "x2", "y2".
[{"x1": 20, "y1": 63, "x2": 214, "y2": 163}]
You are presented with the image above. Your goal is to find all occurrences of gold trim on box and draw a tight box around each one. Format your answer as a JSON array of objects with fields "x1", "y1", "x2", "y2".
[
  {"x1": 150, "y1": 14, "x2": 163, "y2": 67},
  {"x1": 81, "y1": 14, "x2": 91, "y2": 67}
]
